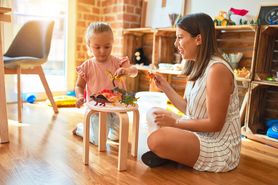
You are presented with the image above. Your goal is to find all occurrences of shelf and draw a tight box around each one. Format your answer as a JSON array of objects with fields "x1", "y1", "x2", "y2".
[
  {"x1": 252, "y1": 80, "x2": 278, "y2": 87},
  {"x1": 235, "y1": 77, "x2": 251, "y2": 82},
  {"x1": 215, "y1": 25, "x2": 258, "y2": 31},
  {"x1": 134, "y1": 65, "x2": 183, "y2": 75},
  {"x1": 242, "y1": 126, "x2": 278, "y2": 149},
  {"x1": 123, "y1": 27, "x2": 153, "y2": 35},
  {"x1": 261, "y1": 25, "x2": 278, "y2": 35}
]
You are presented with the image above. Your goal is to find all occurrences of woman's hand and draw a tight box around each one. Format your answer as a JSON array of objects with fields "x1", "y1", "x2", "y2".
[
  {"x1": 153, "y1": 111, "x2": 177, "y2": 127},
  {"x1": 152, "y1": 74, "x2": 171, "y2": 92},
  {"x1": 76, "y1": 97, "x2": 85, "y2": 108}
]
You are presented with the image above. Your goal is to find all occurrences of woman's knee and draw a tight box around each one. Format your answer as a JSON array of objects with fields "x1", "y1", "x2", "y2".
[{"x1": 147, "y1": 127, "x2": 168, "y2": 152}]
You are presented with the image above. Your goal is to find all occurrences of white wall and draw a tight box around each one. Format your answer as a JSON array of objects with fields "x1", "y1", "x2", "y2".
[
  {"x1": 188, "y1": 0, "x2": 278, "y2": 24},
  {"x1": 146, "y1": 0, "x2": 278, "y2": 28},
  {"x1": 145, "y1": 0, "x2": 185, "y2": 28}
]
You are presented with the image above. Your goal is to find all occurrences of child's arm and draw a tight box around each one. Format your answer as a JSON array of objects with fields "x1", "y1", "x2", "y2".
[
  {"x1": 114, "y1": 66, "x2": 138, "y2": 78},
  {"x1": 75, "y1": 76, "x2": 86, "y2": 108},
  {"x1": 114, "y1": 57, "x2": 138, "y2": 78}
]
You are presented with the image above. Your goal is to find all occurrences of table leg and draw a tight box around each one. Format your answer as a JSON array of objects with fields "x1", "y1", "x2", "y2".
[
  {"x1": 99, "y1": 112, "x2": 107, "y2": 152},
  {"x1": 117, "y1": 112, "x2": 129, "y2": 171},
  {"x1": 0, "y1": 25, "x2": 9, "y2": 144},
  {"x1": 83, "y1": 110, "x2": 95, "y2": 165},
  {"x1": 131, "y1": 109, "x2": 139, "y2": 157}
]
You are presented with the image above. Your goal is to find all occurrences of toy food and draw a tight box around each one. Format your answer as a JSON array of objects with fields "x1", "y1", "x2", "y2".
[
  {"x1": 234, "y1": 67, "x2": 250, "y2": 78},
  {"x1": 147, "y1": 71, "x2": 155, "y2": 79}
]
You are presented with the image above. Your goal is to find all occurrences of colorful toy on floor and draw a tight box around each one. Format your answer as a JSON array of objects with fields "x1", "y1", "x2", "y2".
[
  {"x1": 23, "y1": 93, "x2": 36, "y2": 103},
  {"x1": 47, "y1": 95, "x2": 77, "y2": 107},
  {"x1": 266, "y1": 119, "x2": 278, "y2": 139}
]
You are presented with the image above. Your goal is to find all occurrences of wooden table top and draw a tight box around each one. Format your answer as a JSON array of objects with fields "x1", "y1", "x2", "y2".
[{"x1": 86, "y1": 101, "x2": 138, "y2": 112}]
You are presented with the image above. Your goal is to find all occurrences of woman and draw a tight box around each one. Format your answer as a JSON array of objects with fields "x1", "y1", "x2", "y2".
[{"x1": 142, "y1": 13, "x2": 241, "y2": 172}]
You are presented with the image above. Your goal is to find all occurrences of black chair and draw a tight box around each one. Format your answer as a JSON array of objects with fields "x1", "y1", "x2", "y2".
[{"x1": 4, "y1": 20, "x2": 58, "y2": 123}]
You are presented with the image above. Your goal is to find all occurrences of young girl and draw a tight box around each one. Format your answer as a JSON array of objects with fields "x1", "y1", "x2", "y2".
[{"x1": 73, "y1": 22, "x2": 138, "y2": 145}]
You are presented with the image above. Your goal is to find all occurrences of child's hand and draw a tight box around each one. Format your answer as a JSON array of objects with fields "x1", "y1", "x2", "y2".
[
  {"x1": 76, "y1": 97, "x2": 85, "y2": 108},
  {"x1": 119, "y1": 56, "x2": 130, "y2": 67},
  {"x1": 114, "y1": 68, "x2": 127, "y2": 78}
]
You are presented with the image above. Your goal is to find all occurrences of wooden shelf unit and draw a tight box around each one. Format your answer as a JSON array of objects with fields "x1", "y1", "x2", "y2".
[
  {"x1": 123, "y1": 27, "x2": 186, "y2": 96},
  {"x1": 243, "y1": 25, "x2": 278, "y2": 148}
]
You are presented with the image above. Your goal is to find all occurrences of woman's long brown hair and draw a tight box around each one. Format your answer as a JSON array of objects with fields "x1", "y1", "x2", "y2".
[{"x1": 177, "y1": 13, "x2": 222, "y2": 81}]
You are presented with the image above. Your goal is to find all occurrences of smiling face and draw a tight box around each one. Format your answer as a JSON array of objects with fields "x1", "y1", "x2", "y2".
[
  {"x1": 88, "y1": 31, "x2": 114, "y2": 63},
  {"x1": 174, "y1": 27, "x2": 201, "y2": 61}
]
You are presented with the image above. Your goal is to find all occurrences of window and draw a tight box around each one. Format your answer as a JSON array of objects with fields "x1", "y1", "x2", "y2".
[{"x1": 4, "y1": 0, "x2": 76, "y2": 102}]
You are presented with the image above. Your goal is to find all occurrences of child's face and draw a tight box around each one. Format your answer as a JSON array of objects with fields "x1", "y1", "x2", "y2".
[{"x1": 89, "y1": 31, "x2": 114, "y2": 62}]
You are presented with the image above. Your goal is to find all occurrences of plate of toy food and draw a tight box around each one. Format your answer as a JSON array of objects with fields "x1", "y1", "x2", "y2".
[{"x1": 234, "y1": 67, "x2": 250, "y2": 78}]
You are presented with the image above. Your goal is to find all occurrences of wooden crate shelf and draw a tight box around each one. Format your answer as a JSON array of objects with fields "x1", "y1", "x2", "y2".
[
  {"x1": 254, "y1": 26, "x2": 278, "y2": 79},
  {"x1": 241, "y1": 25, "x2": 278, "y2": 148},
  {"x1": 244, "y1": 82, "x2": 278, "y2": 148},
  {"x1": 123, "y1": 27, "x2": 177, "y2": 66},
  {"x1": 215, "y1": 25, "x2": 259, "y2": 80}
]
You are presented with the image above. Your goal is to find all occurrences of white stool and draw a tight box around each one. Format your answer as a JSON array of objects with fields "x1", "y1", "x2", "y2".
[{"x1": 83, "y1": 101, "x2": 139, "y2": 171}]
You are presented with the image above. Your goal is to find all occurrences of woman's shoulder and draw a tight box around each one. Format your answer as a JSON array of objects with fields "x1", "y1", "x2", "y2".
[
  {"x1": 210, "y1": 56, "x2": 227, "y2": 64},
  {"x1": 207, "y1": 56, "x2": 234, "y2": 79},
  {"x1": 208, "y1": 56, "x2": 232, "y2": 71}
]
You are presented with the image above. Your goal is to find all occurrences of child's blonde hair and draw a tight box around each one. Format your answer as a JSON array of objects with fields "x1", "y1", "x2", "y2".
[{"x1": 85, "y1": 22, "x2": 113, "y2": 46}]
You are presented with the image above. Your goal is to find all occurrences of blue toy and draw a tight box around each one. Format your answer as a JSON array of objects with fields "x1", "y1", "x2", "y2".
[
  {"x1": 266, "y1": 119, "x2": 278, "y2": 139},
  {"x1": 66, "y1": 90, "x2": 76, "y2": 97},
  {"x1": 23, "y1": 93, "x2": 36, "y2": 103}
]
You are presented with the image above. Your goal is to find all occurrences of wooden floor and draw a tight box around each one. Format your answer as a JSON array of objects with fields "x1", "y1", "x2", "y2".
[{"x1": 0, "y1": 102, "x2": 278, "y2": 185}]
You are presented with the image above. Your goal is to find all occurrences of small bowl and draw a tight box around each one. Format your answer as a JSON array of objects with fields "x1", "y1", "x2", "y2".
[{"x1": 158, "y1": 63, "x2": 174, "y2": 70}]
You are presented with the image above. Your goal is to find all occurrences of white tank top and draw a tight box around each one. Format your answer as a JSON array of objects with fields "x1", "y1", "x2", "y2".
[{"x1": 185, "y1": 56, "x2": 241, "y2": 172}]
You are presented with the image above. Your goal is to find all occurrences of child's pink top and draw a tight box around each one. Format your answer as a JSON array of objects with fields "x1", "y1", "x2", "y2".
[{"x1": 76, "y1": 55, "x2": 130, "y2": 101}]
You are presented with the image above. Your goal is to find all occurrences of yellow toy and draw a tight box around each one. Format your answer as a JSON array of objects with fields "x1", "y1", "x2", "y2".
[
  {"x1": 214, "y1": 11, "x2": 236, "y2": 26},
  {"x1": 47, "y1": 95, "x2": 77, "y2": 107},
  {"x1": 166, "y1": 100, "x2": 184, "y2": 116}
]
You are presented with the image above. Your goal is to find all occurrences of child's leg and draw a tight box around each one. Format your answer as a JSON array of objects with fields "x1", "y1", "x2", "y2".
[
  {"x1": 107, "y1": 113, "x2": 119, "y2": 141},
  {"x1": 74, "y1": 113, "x2": 109, "y2": 145}
]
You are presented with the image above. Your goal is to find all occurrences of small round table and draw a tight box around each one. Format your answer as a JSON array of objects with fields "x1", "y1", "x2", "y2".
[{"x1": 83, "y1": 101, "x2": 139, "y2": 171}]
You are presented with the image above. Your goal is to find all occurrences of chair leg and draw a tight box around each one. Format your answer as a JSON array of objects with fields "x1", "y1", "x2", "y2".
[
  {"x1": 36, "y1": 66, "x2": 58, "y2": 113},
  {"x1": 17, "y1": 67, "x2": 22, "y2": 123}
]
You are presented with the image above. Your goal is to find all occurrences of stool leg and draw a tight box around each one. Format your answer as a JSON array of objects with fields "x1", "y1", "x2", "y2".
[
  {"x1": 83, "y1": 110, "x2": 94, "y2": 165},
  {"x1": 118, "y1": 112, "x2": 129, "y2": 171},
  {"x1": 99, "y1": 112, "x2": 107, "y2": 152},
  {"x1": 131, "y1": 109, "x2": 139, "y2": 157}
]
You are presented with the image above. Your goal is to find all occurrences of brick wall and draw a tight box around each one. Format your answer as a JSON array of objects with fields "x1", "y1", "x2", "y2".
[
  {"x1": 76, "y1": 0, "x2": 101, "y2": 65},
  {"x1": 76, "y1": 0, "x2": 142, "y2": 66}
]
